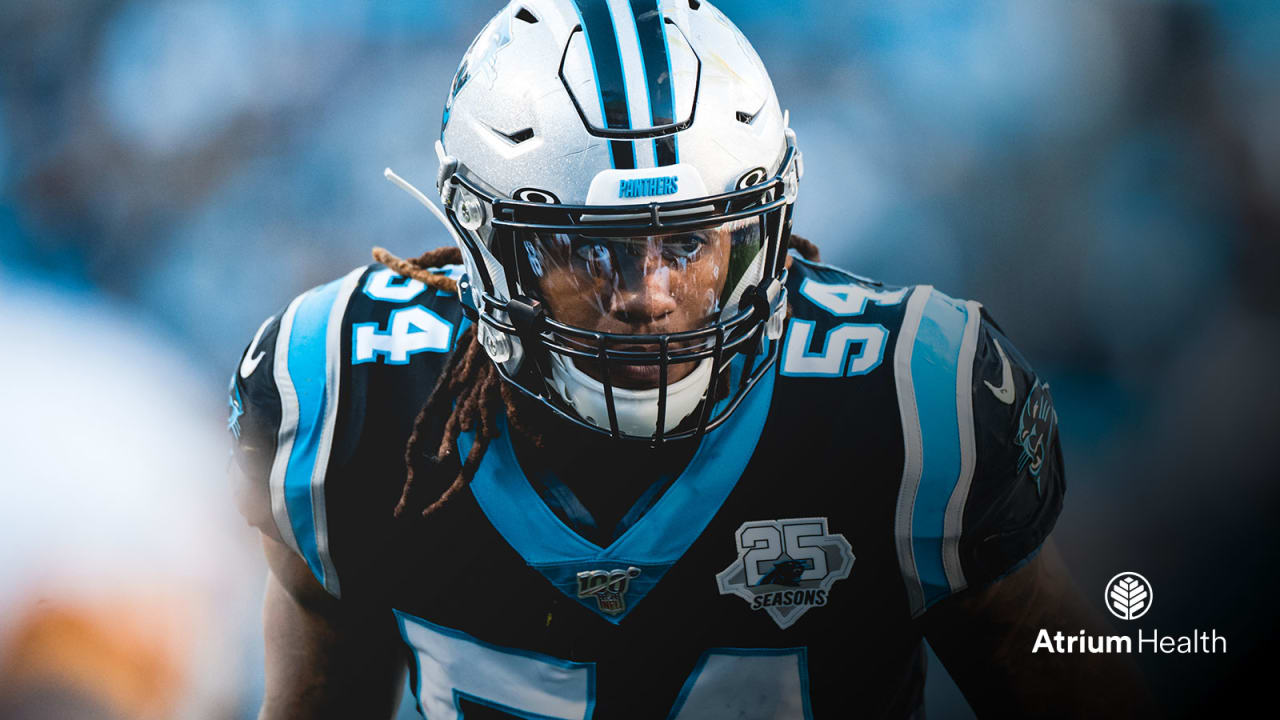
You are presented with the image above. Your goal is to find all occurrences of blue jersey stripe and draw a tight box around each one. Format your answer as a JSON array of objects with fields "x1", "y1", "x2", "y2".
[
  {"x1": 909, "y1": 291, "x2": 970, "y2": 610},
  {"x1": 281, "y1": 276, "x2": 346, "y2": 586}
]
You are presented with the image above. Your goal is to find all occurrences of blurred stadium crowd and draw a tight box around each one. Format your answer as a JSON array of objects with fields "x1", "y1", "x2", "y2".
[{"x1": 1, "y1": 1, "x2": 1276, "y2": 717}]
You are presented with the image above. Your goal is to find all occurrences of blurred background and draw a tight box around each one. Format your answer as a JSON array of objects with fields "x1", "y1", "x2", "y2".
[{"x1": 1, "y1": 0, "x2": 1276, "y2": 717}]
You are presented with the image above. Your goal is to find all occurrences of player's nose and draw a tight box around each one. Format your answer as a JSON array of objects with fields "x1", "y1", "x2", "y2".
[{"x1": 609, "y1": 254, "x2": 677, "y2": 326}]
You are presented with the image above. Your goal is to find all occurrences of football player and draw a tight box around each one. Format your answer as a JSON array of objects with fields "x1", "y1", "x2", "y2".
[{"x1": 230, "y1": 1, "x2": 1155, "y2": 717}]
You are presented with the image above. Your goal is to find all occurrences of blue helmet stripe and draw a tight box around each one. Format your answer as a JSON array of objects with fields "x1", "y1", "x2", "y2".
[
  {"x1": 570, "y1": 0, "x2": 634, "y2": 168},
  {"x1": 629, "y1": 0, "x2": 679, "y2": 166}
]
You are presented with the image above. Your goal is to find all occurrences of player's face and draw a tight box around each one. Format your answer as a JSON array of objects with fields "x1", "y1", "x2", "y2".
[{"x1": 522, "y1": 219, "x2": 751, "y2": 389}]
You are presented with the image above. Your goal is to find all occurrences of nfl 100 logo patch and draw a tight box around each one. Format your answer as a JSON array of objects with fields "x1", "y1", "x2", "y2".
[
  {"x1": 716, "y1": 517, "x2": 854, "y2": 629},
  {"x1": 577, "y1": 566, "x2": 642, "y2": 616}
]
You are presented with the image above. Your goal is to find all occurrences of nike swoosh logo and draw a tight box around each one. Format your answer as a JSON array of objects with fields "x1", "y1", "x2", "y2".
[
  {"x1": 239, "y1": 315, "x2": 275, "y2": 379},
  {"x1": 984, "y1": 337, "x2": 1016, "y2": 405}
]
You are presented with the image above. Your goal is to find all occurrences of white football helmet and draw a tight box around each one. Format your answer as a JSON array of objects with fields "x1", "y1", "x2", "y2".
[{"x1": 427, "y1": 0, "x2": 800, "y2": 442}]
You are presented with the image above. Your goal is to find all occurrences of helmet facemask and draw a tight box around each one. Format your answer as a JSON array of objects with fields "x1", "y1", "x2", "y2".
[{"x1": 442, "y1": 139, "x2": 799, "y2": 444}]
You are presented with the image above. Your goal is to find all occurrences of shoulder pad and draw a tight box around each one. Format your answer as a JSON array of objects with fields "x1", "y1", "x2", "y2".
[
  {"x1": 889, "y1": 290, "x2": 1063, "y2": 618},
  {"x1": 779, "y1": 256, "x2": 911, "y2": 379},
  {"x1": 229, "y1": 262, "x2": 471, "y2": 598},
  {"x1": 230, "y1": 266, "x2": 369, "y2": 597}
]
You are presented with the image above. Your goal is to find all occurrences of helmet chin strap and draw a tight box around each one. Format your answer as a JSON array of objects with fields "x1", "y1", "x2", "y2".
[
  {"x1": 383, "y1": 166, "x2": 509, "y2": 306},
  {"x1": 383, "y1": 166, "x2": 526, "y2": 372},
  {"x1": 384, "y1": 167, "x2": 463, "y2": 245},
  {"x1": 548, "y1": 354, "x2": 714, "y2": 437}
]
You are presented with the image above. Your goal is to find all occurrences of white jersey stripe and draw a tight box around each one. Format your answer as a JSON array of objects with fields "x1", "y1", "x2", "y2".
[
  {"x1": 941, "y1": 299, "x2": 983, "y2": 591},
  {"x1": 311, "y1": 266, "x2": 365, "y2": 598},
  {"x1": 892, "y1": 285, "x2": 932, "y2": 619},
  {"x1": 268, "y1": 293, "x2": 306, "y2": 557}
]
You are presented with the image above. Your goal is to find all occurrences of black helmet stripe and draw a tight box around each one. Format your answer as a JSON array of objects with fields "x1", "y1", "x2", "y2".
[
  {"x1": 629, "y1": 0, "x2": 680, "y2": 166},
  {"x1": 653, "y1": 135, "x2": 678, "y2": 167},
  {"x1": 571, "y1": 0, "x2": 636, "y2": 169},
  {"x1": 610, "y1": 139, "x2": 636, "y2": 169}
]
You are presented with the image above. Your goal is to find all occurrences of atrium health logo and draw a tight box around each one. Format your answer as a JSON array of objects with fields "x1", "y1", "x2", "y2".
[
  {"x1": 1105, "y1": 572, "x2": 1152, "y2": 621},
  {"x1": 1032, "y1": 570, "x2": 1225, "y2": 654}
]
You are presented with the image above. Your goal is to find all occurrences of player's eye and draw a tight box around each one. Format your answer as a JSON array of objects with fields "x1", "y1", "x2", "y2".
[
  {"x1": 572, "y1": 239, "x2": 612, "y2": 265},
  {"x1": 660, "y1": 233, "x2": 708, "y2": 261}
]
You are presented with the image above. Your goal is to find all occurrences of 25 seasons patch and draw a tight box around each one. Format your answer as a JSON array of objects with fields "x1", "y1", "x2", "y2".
[{"x1": 716, "y1": 517, "x2": 854, "y2": 629}]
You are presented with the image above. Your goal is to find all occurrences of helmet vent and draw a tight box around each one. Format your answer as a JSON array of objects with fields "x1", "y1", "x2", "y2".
[
  {"x1": 688, "y1": 0, "x2": 702, "y2": 10},
  {"x1": 736, "y1": 98, "x2": 767, "y2": 125},
  {"x1": 492, "y1": 126, "x2": 535, "y2": 144},
  {"x1": 515, "y1": 7, "x2": 539, "y2": 24}
]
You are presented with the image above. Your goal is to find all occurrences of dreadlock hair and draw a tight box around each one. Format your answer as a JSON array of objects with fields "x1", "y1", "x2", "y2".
[
  {"x1": 373, "y1": 244, "x2": 547, "y2": 522},
  {"x1": 378, "y1": 232, "x2": 820, "y2": 522},
  {"x1": 789, "y1": 234, "x2": 821, "y2": 263}
]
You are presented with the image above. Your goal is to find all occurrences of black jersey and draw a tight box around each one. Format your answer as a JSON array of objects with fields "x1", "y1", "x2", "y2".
[{"x1": 230, "y1": 255, "x2": 1063, "y2": 719}]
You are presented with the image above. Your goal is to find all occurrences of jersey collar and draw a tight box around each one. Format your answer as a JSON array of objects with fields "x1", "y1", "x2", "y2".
[{"x1": 460, "y1": 365, "x2": 776, "y2": 623}]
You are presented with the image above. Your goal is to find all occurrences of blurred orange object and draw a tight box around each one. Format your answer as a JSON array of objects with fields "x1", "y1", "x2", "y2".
[
  {"x1": 0, "y1": 279, "x2": 262, "y2": 719},
  {"x1": 0, "y1": 594, "x2": 197, "y2": 719}
]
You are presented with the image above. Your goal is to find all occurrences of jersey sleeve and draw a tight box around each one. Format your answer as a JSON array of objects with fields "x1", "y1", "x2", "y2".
[
  {"x1": 958, "y1": 308, "x2": 1064, "y2": 588},
  {"x1": 228, "y1": 311, "x2": 286, "y2": 545},
  {"x1": 227, "y1": 267, "x2": 370, "y2": 599},
  {"x1": 895, "y1": 289, "x2": 1064, "y2": 619}
]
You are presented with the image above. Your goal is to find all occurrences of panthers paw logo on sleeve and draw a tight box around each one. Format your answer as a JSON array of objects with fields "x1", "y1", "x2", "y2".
[
  {"x1": 1016, "y1": 378, "x2": 1058, "y2": 496},
  {"x1": 226, "y1": 377, "x2": 243, "y2": 440},
  {"x1": 716, "y1": 518, "x2": 854, "y2": 629}
]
